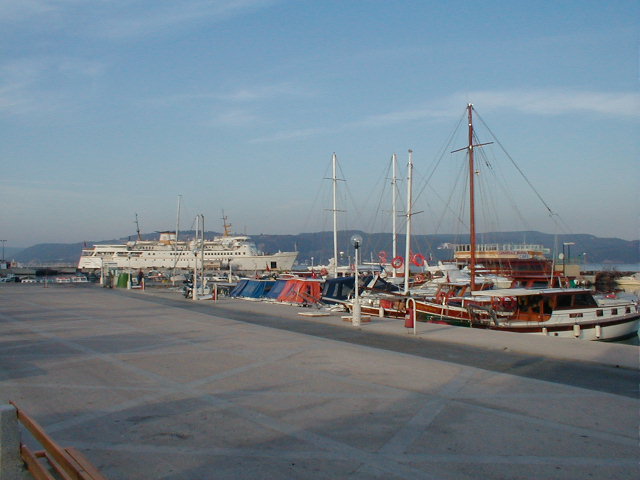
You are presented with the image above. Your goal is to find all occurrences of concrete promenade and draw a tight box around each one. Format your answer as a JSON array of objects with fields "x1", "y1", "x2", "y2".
[{"x1": 1, "y1": 283, "x2": 638, "y2": 479}]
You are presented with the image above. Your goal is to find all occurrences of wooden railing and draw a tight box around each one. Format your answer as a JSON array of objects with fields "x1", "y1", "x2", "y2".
[{"x1": 9, "y1": 402, "x2": 108, "y2": 480}]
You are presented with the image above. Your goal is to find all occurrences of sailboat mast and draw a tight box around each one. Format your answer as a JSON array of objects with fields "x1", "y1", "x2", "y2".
[
  {"x1": 332, "y1": 153, "x2": 339, "y2": 278},
  {"x1": 403, "y1": 149, "x2": 413, "y2": 295},
  {"x1": 135, "y1": 213, "x2": 142, "y2": 241},
  {"x1": 467, "y1": 104, "x2": 477, "y2": 291},
  {"x1": 175, "y1": 194, "x2": 182, "y2": 246},
  {"x1": 391, "y1": 153, "x2": 398, "y2": 278}
]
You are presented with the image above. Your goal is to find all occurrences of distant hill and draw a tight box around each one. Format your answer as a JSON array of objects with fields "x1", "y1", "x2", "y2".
[{"x1": 11, "y1": 231, "x2": 639, "y2": 266}]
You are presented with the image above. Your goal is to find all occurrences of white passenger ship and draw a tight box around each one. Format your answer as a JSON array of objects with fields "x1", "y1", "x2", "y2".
[{"x1": 78, "y1": 229, "x2": 297, "y2": 273}]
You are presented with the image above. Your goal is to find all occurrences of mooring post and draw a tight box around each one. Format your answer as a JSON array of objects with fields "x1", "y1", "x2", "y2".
[{"x1": 0, "y1": 404, "x2": 25, "y2": 480}]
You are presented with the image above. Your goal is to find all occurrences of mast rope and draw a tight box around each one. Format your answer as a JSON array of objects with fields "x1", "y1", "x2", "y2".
[
  {"x1": 474, "y1": 110, "x2": 554, "y2": 217},
  {"x1": 474, "y1": 109, "x2": 574, "y2": 235}
]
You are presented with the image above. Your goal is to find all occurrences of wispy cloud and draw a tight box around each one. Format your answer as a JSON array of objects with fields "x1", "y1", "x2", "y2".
[
  {"x1": 220, "y1": 83, "x2": 312, "y2": 102},
  {"x1": 95, "y1": 0, "x2": 278, "y2": 40},
  {"x1": 0, "y1": 57, "x2": 106, "y2": 116},
  {"x1": 350, "y1": 106, "x2": 454, "y2": 128},
  {"x1": 355, "y1": 89, "x2": 640, "y2": 130},
  {"x1": 147, "y1": 81, "x2": 313, "y2": 127},
  {"x1": 0, "y1": 1, "x2": 279, "y2": 39},
  {"x1": 251, "y1": 88, "x2": 640, "y2": 143},
  {"x1": 459, "y1": 89, "x2": 640, "y2": 117},
  {"x1": 250, "y1": 127, "x2": 332, "y2": 143},
  {"x1": 210, "y1": 108, "x2": 260, "y2": 127},
  {"x1": 0, "y1": 0, "x2": 59, "y2": 21},
  {"x1": 147, "y1": 82, "x2": 311, "y2": 107}
]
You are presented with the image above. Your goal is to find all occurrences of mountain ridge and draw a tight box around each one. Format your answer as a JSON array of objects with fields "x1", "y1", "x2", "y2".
[{"x1": 9, "y1": 231, "x2": 639, "y2": 266}]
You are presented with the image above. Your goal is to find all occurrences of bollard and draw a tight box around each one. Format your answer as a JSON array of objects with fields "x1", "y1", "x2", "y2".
[{"x1": 0, "y1": 404, "x2": 25, "y2": 480}]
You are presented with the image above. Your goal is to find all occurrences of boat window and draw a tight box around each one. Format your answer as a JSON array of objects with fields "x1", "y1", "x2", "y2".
[
  {"x1": 541, "y1": 298, "x2": 552, "y2": 314},
  {"x1": 517, "y1": 295, "x2": 542, "y2": 311},
  {"x1": 555, "y1": 295, "x2": 573, "y2": 309},
  {"x1": 574, "y1": 293, "x2": 597, "y2": 307}
]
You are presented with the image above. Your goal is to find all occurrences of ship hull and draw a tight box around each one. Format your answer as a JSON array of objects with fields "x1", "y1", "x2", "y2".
[{"x1": 414, "y1": 299, "x2": 640, "y2": 342}]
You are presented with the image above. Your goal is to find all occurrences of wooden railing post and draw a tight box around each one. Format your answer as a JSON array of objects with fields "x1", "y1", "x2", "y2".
[
  {"x1": 8, "y1": 403, "x2": 108, "y2": 480},
  {"x1": 0, "y1": 404, "x2": 26, "y2": 480}
]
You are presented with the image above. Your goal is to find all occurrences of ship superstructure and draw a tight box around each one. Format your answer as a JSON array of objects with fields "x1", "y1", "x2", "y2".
[{"x1": 78, "y1": 230, "x2": 297, "y2": 273}]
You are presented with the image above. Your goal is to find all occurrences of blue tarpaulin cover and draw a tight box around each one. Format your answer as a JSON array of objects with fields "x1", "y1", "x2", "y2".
[{"x1": 230, "y1": 279, "x2": 275, "y2": 298}]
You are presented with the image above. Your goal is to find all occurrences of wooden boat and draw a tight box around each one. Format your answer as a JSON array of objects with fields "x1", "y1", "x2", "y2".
[
  {"x1": 413, "y1": 285, "x2": 639, "y2": 341},
  {"x1": 412, "y1": 104, "x2": 640, "y2": 341}
]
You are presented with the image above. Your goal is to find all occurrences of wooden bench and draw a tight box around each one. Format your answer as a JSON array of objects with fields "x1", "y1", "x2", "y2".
[{"x1": 10, "y1": 402, "x2": 108, "y2": 480}]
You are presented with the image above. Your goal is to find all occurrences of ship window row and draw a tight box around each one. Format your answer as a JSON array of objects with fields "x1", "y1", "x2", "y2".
[
  {"x1": 148, "y1": 252, "x2": 247, "y2": 256},
  {"x1": 94, "y1": 251, "x2": 247, "y2": 256}
]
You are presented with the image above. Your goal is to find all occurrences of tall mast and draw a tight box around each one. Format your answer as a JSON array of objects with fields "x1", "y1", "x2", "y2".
[
  {"x1": 221, "y1": 210, "x2": 232, "y2": 236},
  {"x1": 135, "y1": 213, "x2": 142, "y2": 241},
  {"x1": 192, "y1": 214, "x2": 204, "y2": 301},
  {"x1": 403, "y1": 149, "x2": 413, "y2": 295},
  {"x1": 452, "y1": 104, "x2": 492, "y2": 292},
  {"x1": 391, "y1": 153, "x2": 398, "y2": 278},
  {"x1": 467, "y1": 104, "x2": 477, "y2": 291},
  {"x1": 330, "y1": 153, "x2": 343, "y2": 277},
  {"x1": 175, "y1": 194, "x2": 182, "y2": 246}
]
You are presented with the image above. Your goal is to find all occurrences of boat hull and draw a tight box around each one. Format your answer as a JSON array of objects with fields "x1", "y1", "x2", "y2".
[{"x1": 414, "y1": 300, "x2": 640, "y2": 342}]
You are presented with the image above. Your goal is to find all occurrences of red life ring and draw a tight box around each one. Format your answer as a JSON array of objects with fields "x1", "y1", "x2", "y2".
[
  {"x1": 501, "y1": 296, "x2": 516, "y2": 310},
  {"x1": 411, "y1": 253, "x2": 426, "y2": 267},
  {"x1": 391, "y1": 256, "x2": 404, "y2": 269},
  {"x1": 378, "y1": 250, "x2": 388, "y2": 263}
]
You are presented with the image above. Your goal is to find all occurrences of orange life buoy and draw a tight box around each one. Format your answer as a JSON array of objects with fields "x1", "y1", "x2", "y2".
[
  {"x1": 391, "y1": 256, "x2": 404, "y2": 269},
  {"x1": 411, "y1": 253, "x2": 426, "y2": 267}
]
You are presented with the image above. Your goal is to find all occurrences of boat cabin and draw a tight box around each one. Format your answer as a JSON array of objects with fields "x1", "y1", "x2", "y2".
[{"x1": 472, "y1": 288, "x2": 599, "y2": 322}]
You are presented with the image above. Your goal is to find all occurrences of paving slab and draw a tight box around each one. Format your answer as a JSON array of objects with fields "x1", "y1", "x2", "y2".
[{"x1": 0, "y1": 283, "x2": 638, "y2": 480}]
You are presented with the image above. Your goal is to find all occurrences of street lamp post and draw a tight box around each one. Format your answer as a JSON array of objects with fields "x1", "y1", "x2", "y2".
[
  {"x1": 351, "y1": 234, "x2": 363, "y2": 327},
  {"x1": 127, "y1": 254, "x2": 131, "y2": 289},
  {"x1": 562, "y1": 242, "x2": 575, "y2": 276}
]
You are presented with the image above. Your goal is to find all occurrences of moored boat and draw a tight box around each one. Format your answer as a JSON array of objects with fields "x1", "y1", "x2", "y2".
[
  {"x1": 413, "y1": 286, "x2": 639, "y2": 341},
  {"x1": 409, "y1": 104, "x2": 639, "y2": 341}
]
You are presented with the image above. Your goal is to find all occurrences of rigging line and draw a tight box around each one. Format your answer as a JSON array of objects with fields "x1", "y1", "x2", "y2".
[
  {"x1": 365, "y1": 158, "x2": 393, "y2": 234},
  {"x1": 411, "y1": 110, "x2": 468, "y2": 240},
  {"x1": 413, "y1": 109, "x2": 467, "y2": 207},
  {"x1": 433, "y1": 156, "x2": 469, "y2": 236},
  {"x1": 474, "y1": 110, "x2": 555, "y2": 217},
  {"x1": 336, "y1": 161, "x2": 366, "y2": 231},
  {"x1": 301, "y1": 156, "x2": 334, "y2": 234},
  {"x1": 475, "y1": 110, "x2": 576, "y2": 236},
  {"x1": 477, "y1": 144, "x2": 530, "y2": 230}
]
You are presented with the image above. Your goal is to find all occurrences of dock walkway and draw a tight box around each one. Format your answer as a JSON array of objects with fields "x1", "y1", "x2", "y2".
[{"x1": 1, "y1": 284, "x2": 638, "y2": 479}]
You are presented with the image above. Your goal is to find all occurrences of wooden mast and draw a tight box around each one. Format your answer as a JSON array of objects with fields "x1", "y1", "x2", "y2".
[
  {"x1": 332, "y1": 153, "x2": 339, "y2": 278},
  {"x1": 403, "y1": 150, "x2": 413, "y2": 295},
  {"x1": 452, "y1": 104, "x2": 492, "y2": 291},
  {"x1": 391, "y1": 153, "x2": 398, "y2": 278},
  {"x1": 467, "y1": 104, "x2": 477, "y2": 291}
]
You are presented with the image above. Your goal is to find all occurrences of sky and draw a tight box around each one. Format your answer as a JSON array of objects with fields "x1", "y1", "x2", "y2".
[{"x1": 1, "y1": 0, "x2": 639, "y2": 248}]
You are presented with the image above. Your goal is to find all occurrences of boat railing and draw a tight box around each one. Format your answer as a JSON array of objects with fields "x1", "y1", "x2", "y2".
[
  {"x1": 466, "y1": 303, "x2": 500, "y2": 326},
  {"x1": 453, "y1": 243, "x2": 550, "y2": 253}
]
